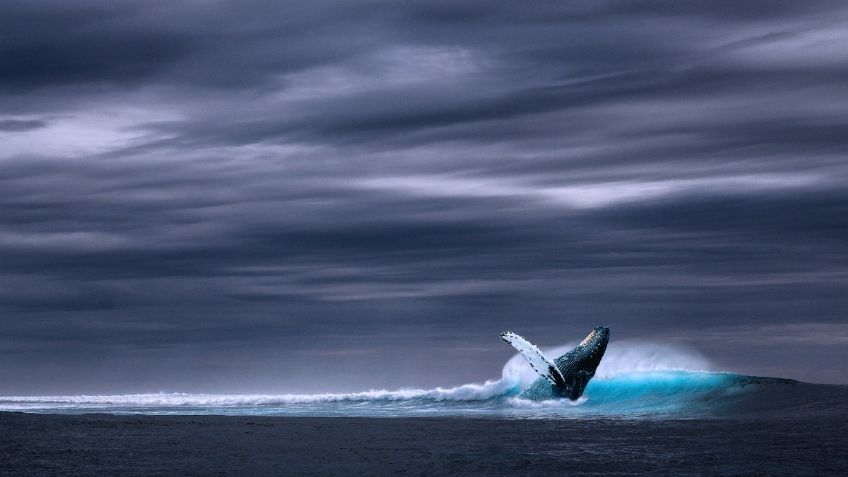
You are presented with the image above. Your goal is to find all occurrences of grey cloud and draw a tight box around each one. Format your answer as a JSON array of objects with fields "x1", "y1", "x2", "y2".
[
  {"x1": 0, "y1": 119, "x2": 48, "y2": 131},
  {"x1": 0, "y1": 0, "x2": 847, "y2": 392}
]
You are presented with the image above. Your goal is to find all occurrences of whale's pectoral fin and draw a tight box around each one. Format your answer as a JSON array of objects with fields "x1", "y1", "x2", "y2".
[{"x1": 501, "y1": 331, "x2": 566, "y2": 387}]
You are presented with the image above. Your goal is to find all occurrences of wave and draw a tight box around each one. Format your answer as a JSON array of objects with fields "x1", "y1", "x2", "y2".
[
  {"x1": 0, "y1": 342, "x2": 705, "y2": 408},
  {"x1": 1, "y1": 342, "x2": 843, "y2": 418},
  {"x1": 0, "y1": 378, "x2": 521, "y2": 408},
  {"x1": 2, "y1": 371, "x2": 838, "y2": 418},
  {"x1": 501, "y1": 339, "x2": 714, "y2": 386}
]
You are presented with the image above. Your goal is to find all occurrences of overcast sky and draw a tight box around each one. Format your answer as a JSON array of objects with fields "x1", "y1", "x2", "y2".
[{"x1": 1, "y1": 0, "x2": 847, "y2": 393}]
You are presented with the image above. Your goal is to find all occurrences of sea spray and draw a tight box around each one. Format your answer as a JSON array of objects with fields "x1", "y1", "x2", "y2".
[
  {"x1": 2, "y1": 341, "x2": 837, "y2": 418},
  {"x1": 502, "y1": 339, "x2": 714, "y2": 387}
]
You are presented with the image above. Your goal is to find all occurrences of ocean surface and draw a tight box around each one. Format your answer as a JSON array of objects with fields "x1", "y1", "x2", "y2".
[
  {"x1": 3, "y1": 342, "x2": 847, "y2": 475},
  {"x1": 2, "y1": 342, "x2": 846, "y2": 419}
]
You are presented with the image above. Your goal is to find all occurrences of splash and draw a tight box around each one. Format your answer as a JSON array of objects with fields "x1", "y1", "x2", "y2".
[
  {"x1": 1, "y1": 341, "x2": 838, "y2": 418},
  {"x1": 502, "y1": 340, "x2": 713, "y2": 387}
]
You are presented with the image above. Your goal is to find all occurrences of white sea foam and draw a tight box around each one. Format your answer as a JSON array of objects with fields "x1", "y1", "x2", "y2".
[
  {"x1": 506, "y1": 396, "x2": 588, "y2": 408},
  {"x1": 0, "y1": 340, "x2": 715, "y2": 412},
  {"x1": 0, "y1": 377, "x2": 520, "y2": 409}
]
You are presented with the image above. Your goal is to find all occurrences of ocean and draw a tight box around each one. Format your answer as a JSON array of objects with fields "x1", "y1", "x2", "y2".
[
  {"x1": 3, "y1": 342, "x2": 846, "y2": 475},
  {"x1": 2, "y1": 341, "x2": 845, "y2": 420}
]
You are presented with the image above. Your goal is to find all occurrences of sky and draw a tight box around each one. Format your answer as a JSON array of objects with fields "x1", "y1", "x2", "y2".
[{"x1": 1, "y1": 0, "x2": 847, "y2": 394}]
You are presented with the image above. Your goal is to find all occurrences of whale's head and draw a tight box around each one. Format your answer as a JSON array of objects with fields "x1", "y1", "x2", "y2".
[
  {"x1": 558, "y1": 326, "x2": 610, "y2": 399},
  {"x1": 579, "y1": 326, "x2": 609, "y2": 350},
  {"x1": 574, "y1": 326, "x2": 609, "y2": 374}
]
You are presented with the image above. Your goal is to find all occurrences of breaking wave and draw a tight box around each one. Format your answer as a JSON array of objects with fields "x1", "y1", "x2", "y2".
[
  {"x1": 0, "y1": 378, "x2": 520, "y2": 408},
  {"x1": 1, "y1": 341, "x2": 843, "y2": 418}
]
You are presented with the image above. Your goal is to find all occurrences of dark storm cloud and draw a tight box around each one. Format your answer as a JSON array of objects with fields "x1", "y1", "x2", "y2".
[
  {"x1": 1, "y1": 0, "x2": 847, "y2": 393},
  {"x1": 0, "y1": 0, "x2": 188, "y2": 90}
]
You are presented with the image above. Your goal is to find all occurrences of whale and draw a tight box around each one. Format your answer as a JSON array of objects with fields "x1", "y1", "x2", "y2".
[{"x1": 501, "y1": 326, "x2": 609, "y2": 400}]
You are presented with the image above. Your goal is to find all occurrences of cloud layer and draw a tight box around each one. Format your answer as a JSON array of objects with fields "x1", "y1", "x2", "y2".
[{"x1": 2, "y1": 0, "x2": 847, "y2": 392}]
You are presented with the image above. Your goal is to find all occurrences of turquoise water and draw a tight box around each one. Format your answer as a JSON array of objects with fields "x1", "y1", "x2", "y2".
[
  {"x1": 3, "y1": 342, "x2": 842, "y2": 418},
  {"x1": 1, "y1": 371, "x2": 834, "y2": 419}
]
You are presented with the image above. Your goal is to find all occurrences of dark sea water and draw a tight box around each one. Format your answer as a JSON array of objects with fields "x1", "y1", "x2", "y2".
[
  {"x1": 2, "y1": 410, "x2": 846, "y2": 476},
  {"x1": 2, "y1": 344, "x2": 846, "y2": 475},
  {"x1": 2, "y1": 372, "x2": 847, "y2": 475}
]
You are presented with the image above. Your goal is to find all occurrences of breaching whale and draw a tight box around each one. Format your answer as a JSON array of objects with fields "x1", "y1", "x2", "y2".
[{"x1": 501, "y1": 326, "x2": 609, "y2": 400}]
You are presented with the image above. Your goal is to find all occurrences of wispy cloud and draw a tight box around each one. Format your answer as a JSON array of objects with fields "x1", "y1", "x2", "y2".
[{"x1": 1, "y1": 0, "x2": 847, "y2": 392}]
